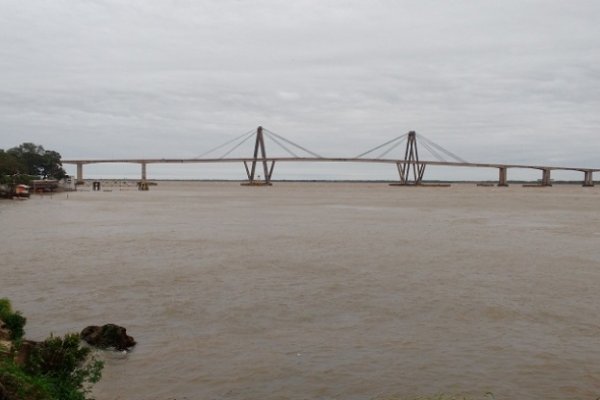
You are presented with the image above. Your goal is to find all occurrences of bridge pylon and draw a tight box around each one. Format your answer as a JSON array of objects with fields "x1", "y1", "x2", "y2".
[
  {"x1": 241, "y1": 126, "x2": 274, "y2": 186},
  {"x1": 357, "y1": 130, "x2": 467, "y2": 186},
  {"x1": 395, "y1": 131, "x2": 426, "y2": 185}
]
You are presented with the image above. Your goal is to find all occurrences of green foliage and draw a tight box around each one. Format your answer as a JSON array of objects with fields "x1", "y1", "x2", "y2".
[
  {"x1": 0, "y1": 299, "x2": 103, "y2": 400},
  {"x1": 0, "y1": 298, "x2": 26, "y2": 340},
  {"x1": 24, "y1": 333, "x2": 104, "y2": 400},
  {"x1": 0, "y1": 298, "x2": 12, "y2": 317},
  {"x1": 3, "y1": 143, "x2": 66, "y2": 180},
  {"x1": 3, "y1": 313, "x2": 26, "y2": 341},
  {"x1": 6, "y1": 143, "x2": 45, "y2": 177},
  {"x1": 0, "y1": 150, "x2": 26, "y2": 178},
  {"x1": 0, "y1": 359, "x2": 52, "y2": 400},
  {"x1": 27, "y1": 334, "x2": 103, "y2": 384}
]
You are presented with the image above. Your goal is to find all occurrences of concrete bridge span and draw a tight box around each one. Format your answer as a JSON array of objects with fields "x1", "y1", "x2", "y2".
[{"x1": 63, "y1": 127, "x2": 598, "y2": 187}]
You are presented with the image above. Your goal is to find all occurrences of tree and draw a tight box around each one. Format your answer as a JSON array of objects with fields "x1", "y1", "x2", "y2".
[
  {"x1": 39, "y1": 150, "x2": 67, "y2": 180},
  {"x1": 0, "y1": 150, "x2": 25, "y2": 176},
  {"x1": 0, "y1": 150, "x2": 28, "y2": 186},
  {"x1": 6, "y1": 143, "x2": 66, "y2": 180}
]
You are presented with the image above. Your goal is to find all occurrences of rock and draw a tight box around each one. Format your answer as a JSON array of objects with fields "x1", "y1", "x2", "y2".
[{"x1": 81, "y1": 324, "x2": 136, "y2": 351}]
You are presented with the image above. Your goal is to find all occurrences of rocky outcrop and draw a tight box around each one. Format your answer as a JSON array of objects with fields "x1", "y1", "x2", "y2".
[{"x1": 81, "y1": 324, "x2": 136, "y2": 351}]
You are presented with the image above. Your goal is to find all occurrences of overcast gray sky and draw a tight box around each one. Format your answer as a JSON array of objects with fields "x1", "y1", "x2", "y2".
[{"x1": 1, "y1": 0, "x2": 599, "y2": 180}]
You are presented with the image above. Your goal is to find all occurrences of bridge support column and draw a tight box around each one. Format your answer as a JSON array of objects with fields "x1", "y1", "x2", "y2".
[
  {"x1": 541, "y1": 169, "x2": 552, "y2": 186},
  {"x1": 76, "y1": 162, "x2": 84, "y2": 184},
  {"x1": 138, "y1": 162, "x2": 149, "y2": 191},
  {"x1": 583, "y1": 170, "x2": 594, "y2": 187},
  {"x1": 498, "y1": 167, "x2": 508, "y2": 187}
]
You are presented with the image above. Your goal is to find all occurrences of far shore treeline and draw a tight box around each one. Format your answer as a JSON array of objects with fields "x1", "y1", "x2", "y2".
[{"x1": 0, "y1": 143, "x2": 66, "y2": 186}]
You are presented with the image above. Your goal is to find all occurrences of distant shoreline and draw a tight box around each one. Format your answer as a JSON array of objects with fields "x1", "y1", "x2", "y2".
[{"x1": 76, "y1": 178, "x2": 594, "y2": 185}]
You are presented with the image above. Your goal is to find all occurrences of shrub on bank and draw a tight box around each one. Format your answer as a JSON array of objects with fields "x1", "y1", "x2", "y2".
[
  {"x1": 0, "y1": 298, "x2": 26, "y2": 341},
  {"x1": 0, "y1": 298, "x2": 103, "y2": 400}
]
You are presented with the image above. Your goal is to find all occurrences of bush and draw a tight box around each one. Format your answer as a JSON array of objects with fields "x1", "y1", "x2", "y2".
[
  {"x1": 0, "y1": 359, "x2": 52, "y2": 400},
  {"x1": 0, "y1": 298, "x2": 26, "y2": 341},
  {"x1": 0, "y1": 298, "x2": 12, "y2": 318},
  {"x1": 3, "y1": 313, "x2": 26, "y2": 341},
  {"x1": 26, "y1": 333, "x2": 103, "y2": 400},
  {"x1": 0, "y1": 299, "x2": 103, "y2": 400}
]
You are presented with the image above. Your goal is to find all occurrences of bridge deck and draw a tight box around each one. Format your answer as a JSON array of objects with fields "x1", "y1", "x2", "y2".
[{"x1": 62, "y1": 157, "x2": 599, "y2": 173}]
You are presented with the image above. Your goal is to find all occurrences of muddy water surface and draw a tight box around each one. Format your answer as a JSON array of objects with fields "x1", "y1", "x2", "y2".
[{"x1": 1, "y1": 182, "x2": 599, "y2": 399}]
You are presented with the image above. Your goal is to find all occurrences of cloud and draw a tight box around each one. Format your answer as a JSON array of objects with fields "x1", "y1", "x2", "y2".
[{"x1": 1, "y1": 0, "x2": 599, "y2": 179}]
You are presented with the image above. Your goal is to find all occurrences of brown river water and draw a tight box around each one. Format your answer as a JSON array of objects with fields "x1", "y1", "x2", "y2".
[{"x1": 1, "y1": 182, "x2": 599, "y2": 400}]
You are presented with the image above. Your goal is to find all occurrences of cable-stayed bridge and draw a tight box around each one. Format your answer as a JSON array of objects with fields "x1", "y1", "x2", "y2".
[{"x1": 62, "y1": 126, "x2": 597, "y2": 187}]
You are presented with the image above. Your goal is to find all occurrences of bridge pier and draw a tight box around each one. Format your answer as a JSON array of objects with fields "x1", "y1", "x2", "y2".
[
  {"x1": 583, "y1": 170, "x2": 594, "y2": 187},
  {"x1": 138, "y1": 162, "x2": 149, "y2": 190},
  {"x1": 243, "y1": 160, "x2": 275, "y2": 185},
  {"x1": 541, "y1": 168, "x2": 552, "y2": 186},
  {"x1": 498, "y1": 167, "x2": 508, "y2": 187},
  {"x1": 76, "y1": 162, "x2": 84, "y2": 184}
]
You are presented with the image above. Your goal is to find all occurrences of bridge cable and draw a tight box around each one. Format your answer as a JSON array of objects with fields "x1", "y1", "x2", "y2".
[
  {"x1": 377, "y1": 136, "x2": 407, "y2": 159},
  {"x1": 418, "y1": 140, "x2": 446, "y2": 162},
  {"x1": 219, "y1": 131, "x2": 257, "y2": 159},
  {"x1": 415, "y1": 134, "x2": 446, "y2": 159},
  {"x1": 263, "y1": 131, "x2": 299, "y2": 158},
  {"x1": 196, "y1": 129, "x2": 255, "y2": 158},
  {"x1": 263, "y1": 129, "x2": 323, "y2": 158},
  {"x1": 355, "y1": 132, "x2": 409, "y2": 159},
  {"x1": 417, "y1": 134, "x2": 468, "y2": 163}
]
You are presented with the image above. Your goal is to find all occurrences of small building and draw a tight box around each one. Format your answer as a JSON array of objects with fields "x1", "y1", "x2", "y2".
[{"x1": 31, "y1": 180, "x2": 59, "y2": 193}]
